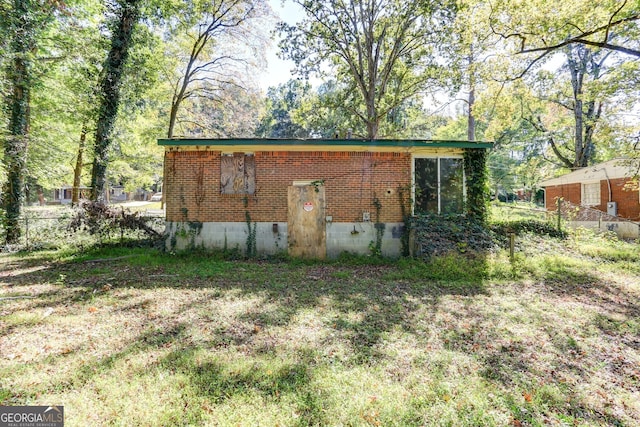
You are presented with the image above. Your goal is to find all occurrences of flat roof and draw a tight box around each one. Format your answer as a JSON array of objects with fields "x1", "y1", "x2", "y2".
[{"x1": 158, "y1": 138, "x2": 493, "y2": 150}]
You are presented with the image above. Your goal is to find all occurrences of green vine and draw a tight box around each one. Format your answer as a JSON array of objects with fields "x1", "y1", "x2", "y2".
[
  {"x1": 463, "y1": 148, "x2": 489, "y2": 224},
  {"x1": 310, "y1": 179, "x2": 325, "y2": 192},
  {"x1": 369, "y1": 194, "x2": 385, "y2": 256},
  {"x1": 245, "y1": 211, "x2": 257, "y2": 258},
  {"x1": 398, "y1": 186, "x2": 412, "y2": 257},
  {"x1": 168, "y1": 221, "x2": 202, "y2": 251}
]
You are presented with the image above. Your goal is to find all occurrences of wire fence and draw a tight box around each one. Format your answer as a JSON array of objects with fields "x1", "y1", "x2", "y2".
[
  {"x1": 1, "y1": 207, "x2": 166, "y2": 252},
  {"x1": 555, "y1": 199, "x2": 640, "y2": 239},
  {"x1": 489, "y1": 202, "x2": 551, "y2": 222},
  {"x1": 491, "y1": 200, "x2": 639, "y2": 239},
  {"x1": 3, "y1": 202, "x2": 635, "y2": 252}
]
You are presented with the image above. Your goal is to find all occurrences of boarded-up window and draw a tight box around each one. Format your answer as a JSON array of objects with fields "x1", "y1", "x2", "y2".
[
  {"x1": 582, "y1": 182, "x2": 600, "y2": 206},
  {"x1": 221, "y1": 153, "x2": 255, "y2": 194}
]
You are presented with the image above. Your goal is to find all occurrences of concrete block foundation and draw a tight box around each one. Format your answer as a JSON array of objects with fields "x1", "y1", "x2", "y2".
[{"x1": 165, "y1": 221, "x2": 406, "y2": 258}]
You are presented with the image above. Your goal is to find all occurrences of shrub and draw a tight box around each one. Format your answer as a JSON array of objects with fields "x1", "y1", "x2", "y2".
[
  {"x1": 409, "y1": 214, "x2": 495, "y2": 259},
  {"x1": 490, "y1": 219, "x2": 567, "y2": 239}
]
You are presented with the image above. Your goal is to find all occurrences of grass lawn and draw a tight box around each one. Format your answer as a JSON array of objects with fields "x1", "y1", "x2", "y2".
[{"x1": 1, "y1": 231, "x2": 639, "y2": 426}]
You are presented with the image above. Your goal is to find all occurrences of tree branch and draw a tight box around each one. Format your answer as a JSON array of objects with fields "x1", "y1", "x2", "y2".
[{"x1": 519, "y1": 15, "x2": 640, "y2": 58}]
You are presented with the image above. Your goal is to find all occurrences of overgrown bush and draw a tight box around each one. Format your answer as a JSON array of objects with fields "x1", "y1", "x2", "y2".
[
  {"x1": 409, "y1": 214, "x2": 495, "y2": 259},
  {"x1": 409, "y1": 215, "x2": 568, "y2": 260},
  {"x1": 0, "y1": 207, "x2": 86, "y2": 252},
  {"x1": 0, "y1": 203, "x2": 165, "y2": 253},
  {"x1": 69, "y1": 201, "x2": 163, "y2": 243},
  {"x1": 490, "y1": 219, "x2": 567, "y2": 239}
]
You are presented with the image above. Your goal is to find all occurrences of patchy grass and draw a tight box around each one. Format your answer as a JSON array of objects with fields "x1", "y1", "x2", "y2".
[{"x1": 1, "y1": 231, "x2": 639, "y2": 426}]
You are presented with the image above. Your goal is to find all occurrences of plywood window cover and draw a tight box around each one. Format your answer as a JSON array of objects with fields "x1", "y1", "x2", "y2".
[{"x1": 220, "y1": 153, "x2": 255, "y2": 195}]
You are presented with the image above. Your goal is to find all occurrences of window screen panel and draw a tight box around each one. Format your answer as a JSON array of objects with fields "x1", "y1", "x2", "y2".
[
  {"x1": 440, "y1": 158, "x2": 464, "y2": 214},
  {"x1": 415, "y1": 158, "x2": 438, "y2": 214}
]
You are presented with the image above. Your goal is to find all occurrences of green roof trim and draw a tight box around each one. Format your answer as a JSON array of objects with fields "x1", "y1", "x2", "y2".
[{"x1": 158, "y1": 138, "x2": 493, "y2": 149}]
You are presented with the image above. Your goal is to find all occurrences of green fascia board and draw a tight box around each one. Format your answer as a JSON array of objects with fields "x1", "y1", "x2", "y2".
[{"x1": 158, "y1": 138, "x2": 493, "y2": 149}]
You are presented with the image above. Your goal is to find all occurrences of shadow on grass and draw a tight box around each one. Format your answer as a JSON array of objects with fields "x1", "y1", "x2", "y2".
[
  {"x1": 1, "y1": 247, "x2": 636, "y2": 425},
  {"x1": 157, "y1": 346, "x2": 326, "y2": 425},
  {"x1": 1, "y1": 249, "x2": 488, "y2": 362}
]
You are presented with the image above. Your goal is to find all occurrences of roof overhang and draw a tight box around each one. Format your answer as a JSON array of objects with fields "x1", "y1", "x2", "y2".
[
  {"x1": 158, "y1": 138, "x2": 493, "y2": 155},
  {"x1": 539, "y1": 159, "x2": 640, "y2": 187}
]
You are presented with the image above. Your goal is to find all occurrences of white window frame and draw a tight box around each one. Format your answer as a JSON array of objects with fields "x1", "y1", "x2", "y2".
[
  {"x1": 581, "y1": 181, "x2": 600, "y2": 206},
  {"x1": 412, "y1": 154, "x2": 466, "y2": 215}
]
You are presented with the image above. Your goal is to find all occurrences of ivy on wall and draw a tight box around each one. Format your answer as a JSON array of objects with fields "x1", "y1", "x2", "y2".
[{"x1": 463, "y1": 148, "x2": 489, "y2": 223}]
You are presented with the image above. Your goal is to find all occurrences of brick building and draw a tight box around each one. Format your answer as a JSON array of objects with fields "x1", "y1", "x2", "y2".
[
  {"x1": 540, "y1": 159, "x2": 640, "y2": 219},
  {"x1": 159, "y1": 138, "x2": 492, "y2": 257},
  {"x1": 540, "y1": 159, "x2": 640, "y2": 238}
]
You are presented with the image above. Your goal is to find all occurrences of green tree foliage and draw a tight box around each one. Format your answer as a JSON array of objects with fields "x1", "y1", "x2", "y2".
[
  {"x1": 90, "y1": 0, "x2": 142, "y2": 202},
  {"x1": 533, "y1": 45, "x2": 609, "y2": 169},
  {"x1": 30, "y1": 1, "x2": 107, "y2": 204},
  {"x1": 287, "y1": 79, "x2": 437, "y2": 139},
  {"x1": 175, "y1": 82, "x2": 263, "y2": 137},
  {"x1": 1, "y1": 0, "x2": 61, "y2": 243},
  {"x1": 257, "y1": 79, "x2": 312, "y2": 138},
  {"x1": 477, "y1": 44, "x2": 638, "y2": 172},
  {"x1": 279, "y1": 0, "x2": 456, "y2": 139},
  {"x1": 489, "y1": 0, "x2": 640, "y2": 60},
  {"x1": 291, "y1": 80, "x2": 361, "y2": 138},
  {"x1": 28, "y1": 1, "x2": 165, "y2": 205}
]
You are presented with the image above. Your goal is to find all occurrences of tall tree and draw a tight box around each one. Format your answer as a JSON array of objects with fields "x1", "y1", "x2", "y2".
[
  {"x1": 1, "y1": 0, "x2": 59, "y2": 243},
  {"x1": 34, "y1": 2, "x2": 108, "y2": 206},
  {"x1": 172, "y1": 81, "x2": 263, "y2": 137},
  {"x1": 162, "y1": 0, "x2": 271, "y2": 138},
  {"x1": 90, "y1": 0, "x2": 141, "y2": 202},
  {"x1": 279, "y1": 0, "x2": 456, "y2": 139},
  {"x1": 536, "y1": 45, "x2": 609, "y2": 169}
]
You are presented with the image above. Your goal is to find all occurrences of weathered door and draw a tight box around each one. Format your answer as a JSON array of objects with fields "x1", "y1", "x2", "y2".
[{"x1": 287, "y1": 185, "x2": 326, "y2": 259}]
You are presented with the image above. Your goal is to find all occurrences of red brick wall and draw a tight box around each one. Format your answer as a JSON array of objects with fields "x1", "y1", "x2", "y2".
[
  {"x1": 545, "y1": 183, "x2": 582, "y2": 211},
  {"x1": 610, "y1": 178, "x2": 640, "y2": 220},
  {"x1": 164, "y1": 150, "x2": 412, "y2": 223},
  {"x1": 544, "y1": 179, "x2": 640, "y2": 220}
]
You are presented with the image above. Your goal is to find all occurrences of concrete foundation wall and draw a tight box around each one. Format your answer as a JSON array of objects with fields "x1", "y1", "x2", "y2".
[
  {"x1": 566, "y1": 221, "x2": 639, "y2": 239},
  {"x1": 325, "y1": 222, "x2": 404, "y2": 257},
  {"x1": 165, "y1": 221, "x2": 405, "y2": 257}
]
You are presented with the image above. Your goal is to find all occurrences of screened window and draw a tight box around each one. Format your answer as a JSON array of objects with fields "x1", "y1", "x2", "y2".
[
  {"x1": 414, "y1": 157, "x2": 464, "y2": 214},
  {"x1": 581, "y1": 182, "x2": 600, "y2": 206}
]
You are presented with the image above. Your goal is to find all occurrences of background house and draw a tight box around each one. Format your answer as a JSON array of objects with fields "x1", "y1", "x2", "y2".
[
  {"x1": 51, "y1": 184, "x2": 156, "y2": 204},
  {"x1": 539, "y1": 159, "x2": 640, "y2": 238},
  {"x1": 159, "y1": 138, "x2": 492, "y2": 258},
  {"x1": 52, "y1": 186, "x2": 90, "y2": 204}
]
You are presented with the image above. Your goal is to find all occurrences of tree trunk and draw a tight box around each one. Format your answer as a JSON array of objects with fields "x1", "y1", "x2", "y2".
[
  {"x1": 167, "y1": 100, "x2": 179, "y2": 139},
  {"x1": 90, "y1": 0, "x2": 141, "y2": 202},
  {"x1": 167, "y1": 30, "x2": 208, "y2": 139},
  {"x1": 467, "y1": 86, "x2": 476, "y2": 141},
  {"x1": 366, "y1": 118, "x2": 379, "y2": 139},
  {"x1": 72, "y1": 125, "x2": 88, "y2": 206},
  {"x1": 566, "y1": 45, "x2": 604, "y2": 170},
  {"x1": 2, "y1": 0, "x2": 36, "y2": 244},
  {"x1": 467, "y1": 54, "x2": 476, "y2": 142}
]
